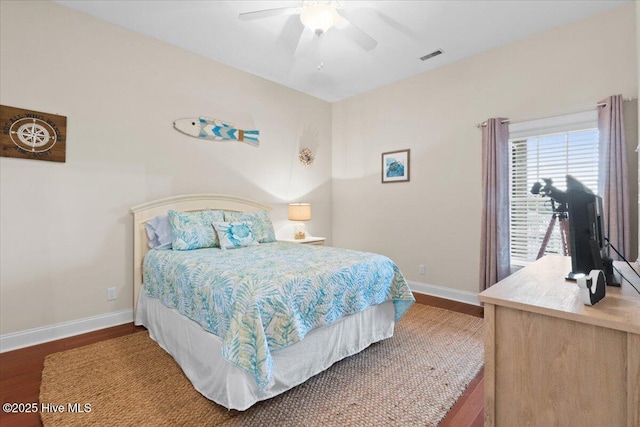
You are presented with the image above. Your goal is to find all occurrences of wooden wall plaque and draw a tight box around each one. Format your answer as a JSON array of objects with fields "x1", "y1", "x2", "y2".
[{"x1": 1, "y1": 105, "x2": 67, "y2": 163}]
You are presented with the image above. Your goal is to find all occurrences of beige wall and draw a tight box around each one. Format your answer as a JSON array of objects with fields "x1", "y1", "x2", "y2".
[
  {"x1": 1, "y1": 1, "x2": 638, "y2": 338},
  {"x1": 0, "y1": 1, "x2": 332, "y2": 335},
  {"x1": 332, "y1": 4, "x2": 638, "y2": 294}
]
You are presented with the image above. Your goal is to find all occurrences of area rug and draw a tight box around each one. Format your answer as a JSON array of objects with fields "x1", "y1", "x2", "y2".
[{"x1": 40, "y1": 304, "x2": 484, "y2": 427}]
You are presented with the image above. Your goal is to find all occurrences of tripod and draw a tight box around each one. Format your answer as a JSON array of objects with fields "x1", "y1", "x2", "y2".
[{"x1": 537, "y1": 203, "x2": 571, "y2": 260}]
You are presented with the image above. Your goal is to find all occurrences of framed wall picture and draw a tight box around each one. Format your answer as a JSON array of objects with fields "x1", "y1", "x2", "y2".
[
  {"x1": 0, "y1": 105, "x2": 67, "y2": 163},
  {"x1": 381, "y1": 149, "x2": 410, "y2": 183}
]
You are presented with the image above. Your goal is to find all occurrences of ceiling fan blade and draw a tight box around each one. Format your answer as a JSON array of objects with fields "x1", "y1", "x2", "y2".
[
  {"x1": 336, "y1": 10, "x2": 378, "y2": 50},
  {"x1": 293, "y1": 27, "x2": 317, "y2": 58},
  {"x1": 335, "y1": 10, "x2": 377, "y2": 51},
  {"x1": 370, "y1": 10, "x2": 420, "y2": 41},
  {"x1": 238, "y1": 7, "x2": 300, "y2": 21},
  {"x1": 278, "y1": 14, "x2": 306, "y2": 56}
]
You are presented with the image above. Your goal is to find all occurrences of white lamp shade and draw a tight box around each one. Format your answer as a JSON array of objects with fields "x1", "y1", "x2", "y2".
[
  {"x1": 288, "y1": 203, "x2": 311, "y2": 221},
  {"x1": 300, "y1": 3, "x2": 339, "y2": 34}
]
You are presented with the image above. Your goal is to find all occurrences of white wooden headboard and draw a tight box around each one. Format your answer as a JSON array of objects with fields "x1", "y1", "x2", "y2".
[{"x1": 129, "y1": 194, "x2": 271, "y2": 310}]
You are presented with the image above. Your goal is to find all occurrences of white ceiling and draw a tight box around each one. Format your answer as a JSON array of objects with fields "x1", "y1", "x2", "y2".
[{"x1": 54, "y1": 0, "x2": 628, "y2": 102}]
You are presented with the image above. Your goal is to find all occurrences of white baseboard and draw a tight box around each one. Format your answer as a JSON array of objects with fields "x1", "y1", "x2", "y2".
[
  {"x1": 0, "y1": 283, "x2": 477, "y2": 352},
  {"x1": 408, "y1": 280, "x2": 481, "y2": 306},
  {"x1": 0, "y1": 309, "x2": 133, "y2": 353}
]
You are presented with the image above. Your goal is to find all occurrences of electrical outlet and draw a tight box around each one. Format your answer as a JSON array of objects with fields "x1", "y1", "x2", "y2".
[
  {"x1": 419, "y1": 264, "x2": 426, "y2": 275},
  {"x1": 107, "y1": 287, "x2": 117, "y2": 301}
]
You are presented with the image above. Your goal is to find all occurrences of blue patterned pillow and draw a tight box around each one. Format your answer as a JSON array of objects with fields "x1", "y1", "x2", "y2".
[
  {"x1": 168, "y1": 209, "x2": 225, "y2": 250},
  {"x1": 224, "y1": 210, "x2": 276, "y2": 243},
  {"x1": 212, "y1": 221, "x2": 259, "y2": 250}
]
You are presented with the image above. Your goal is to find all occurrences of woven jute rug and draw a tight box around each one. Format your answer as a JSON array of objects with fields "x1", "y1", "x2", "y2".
[{"x1": 40, "y1": 304, "x2": 483, "y2": 427}]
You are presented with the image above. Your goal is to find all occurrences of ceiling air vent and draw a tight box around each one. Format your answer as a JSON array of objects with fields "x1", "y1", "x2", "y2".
[{"x1": 420, "y1": 49, "x2": 444, "y2": 61}]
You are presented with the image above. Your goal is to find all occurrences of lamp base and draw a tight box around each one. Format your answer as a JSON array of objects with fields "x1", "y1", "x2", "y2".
[{"x1": 294, "y1": 223, "x2": 306, "y2": 240}]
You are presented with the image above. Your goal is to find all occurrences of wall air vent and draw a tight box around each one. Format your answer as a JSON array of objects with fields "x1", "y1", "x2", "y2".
[{"x1": 419, "y1": 49, "x2": 444, "y2": 61}]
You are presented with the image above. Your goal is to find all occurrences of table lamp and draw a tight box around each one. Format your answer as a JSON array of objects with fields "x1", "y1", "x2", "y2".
[{"x1": 288, "y1": 203, "x2": 311, "y2": 239}]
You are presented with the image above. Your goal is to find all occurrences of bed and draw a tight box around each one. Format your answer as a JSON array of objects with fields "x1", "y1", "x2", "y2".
[{"x1": 131, "y1": 194, "x2": 414, "y2": 410}]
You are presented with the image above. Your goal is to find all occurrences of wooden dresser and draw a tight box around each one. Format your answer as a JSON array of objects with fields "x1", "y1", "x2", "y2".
[{"x1": 478, "y1": 255, "x2": 640, "y2": 427}]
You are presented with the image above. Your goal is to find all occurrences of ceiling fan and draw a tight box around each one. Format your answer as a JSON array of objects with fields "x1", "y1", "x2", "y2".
[{"x1": 238, "y1": 1, "x2": 378, "y2": 54}]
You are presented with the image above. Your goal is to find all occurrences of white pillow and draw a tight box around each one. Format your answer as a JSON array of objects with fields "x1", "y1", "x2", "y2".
[{"x1": 145, "y1": 215, "x2": 172, "y2": 250}]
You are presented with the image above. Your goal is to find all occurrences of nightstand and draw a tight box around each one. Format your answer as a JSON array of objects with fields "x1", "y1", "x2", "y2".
[{"x1": 279, "y1": 237, "x2": 326, "y2": 246}]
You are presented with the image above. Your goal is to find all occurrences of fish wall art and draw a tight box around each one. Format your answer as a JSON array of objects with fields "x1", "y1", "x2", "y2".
[{"x1": 173, "y1": 117, "x2": 259, "y2": 147}]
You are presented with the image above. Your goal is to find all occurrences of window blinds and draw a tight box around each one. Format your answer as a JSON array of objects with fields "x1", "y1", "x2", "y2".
[{"x1": 509, "y1": 129, "x2": 599, "y2": 265}]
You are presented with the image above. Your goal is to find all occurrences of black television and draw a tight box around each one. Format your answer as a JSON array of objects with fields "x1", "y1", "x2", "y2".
[{"x1": 565, "y1": 175, "x2": 618, "y2": 286}]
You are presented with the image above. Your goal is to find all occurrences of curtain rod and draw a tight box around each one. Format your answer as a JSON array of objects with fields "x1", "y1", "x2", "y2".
[{"x1": 476, "y1": 97, "x2": 636, "y2": 128}]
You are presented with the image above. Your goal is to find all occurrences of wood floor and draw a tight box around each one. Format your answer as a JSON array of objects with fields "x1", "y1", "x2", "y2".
[
  {"x1": 0, "y1": 294, "x2": 484, "y2": 427},
  {"x1": 413, "y1": 294, "x2": 485, "y2": 427}
]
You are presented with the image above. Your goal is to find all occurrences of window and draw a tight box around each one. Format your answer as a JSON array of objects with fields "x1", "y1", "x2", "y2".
[{"x1": 508, "y1": 111, "x2": 599, "y2": 266}]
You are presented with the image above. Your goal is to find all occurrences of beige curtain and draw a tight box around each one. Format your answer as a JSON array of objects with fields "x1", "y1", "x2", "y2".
[
  {"x1": 598, "y1": 95, "x2": 630, "y2": 260},
  {"x1": 480, "y1": 118, "x2": 510, "y2": 291}
]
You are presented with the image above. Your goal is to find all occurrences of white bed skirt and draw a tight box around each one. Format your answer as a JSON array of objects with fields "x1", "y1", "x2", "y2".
[{"x1": 135, "y1": 290, "x2": 395, "y2": 410}]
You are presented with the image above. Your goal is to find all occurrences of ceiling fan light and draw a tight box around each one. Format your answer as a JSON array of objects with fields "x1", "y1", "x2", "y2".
[{"x1": 300, "y1": 3, "x2": 338, "y2": 35}]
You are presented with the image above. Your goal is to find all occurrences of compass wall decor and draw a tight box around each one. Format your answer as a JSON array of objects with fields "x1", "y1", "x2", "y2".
[{"x1": 1, "y1": 105, "x2": 66, "y2": 162}]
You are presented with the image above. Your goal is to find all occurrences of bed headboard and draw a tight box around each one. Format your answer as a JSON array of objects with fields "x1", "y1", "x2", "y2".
[{"x1": 130, "y1": 194, "x2": 272, "y2": 310}]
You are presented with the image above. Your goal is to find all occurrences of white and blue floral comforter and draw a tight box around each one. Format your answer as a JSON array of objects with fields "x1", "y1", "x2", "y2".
[{"x1": 143, "y1": 242, "x2": 414, "y2": 390}]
